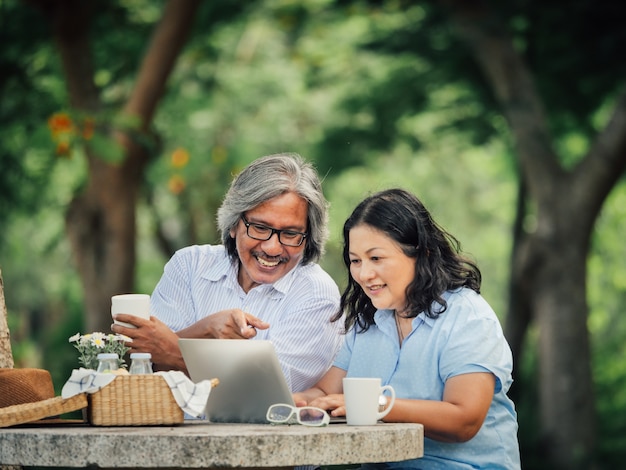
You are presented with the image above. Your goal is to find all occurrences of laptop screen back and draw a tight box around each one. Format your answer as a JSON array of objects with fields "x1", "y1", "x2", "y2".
[{"x1": 179, "y1": 338, "x2": 294, "y2": 423}]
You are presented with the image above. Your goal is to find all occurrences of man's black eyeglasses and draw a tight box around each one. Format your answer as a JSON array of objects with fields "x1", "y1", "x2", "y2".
[{"x1": 241, "y1": 215, "x2": 307, "y2": 247}]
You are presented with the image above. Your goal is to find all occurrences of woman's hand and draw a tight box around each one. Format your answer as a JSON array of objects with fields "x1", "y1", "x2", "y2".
[
  {"x1": 292, "y1": 366, "x2": 348, "y2": 415},
  {"x1": 307, "y1": 394, "x2": 346, "y2": 417}
]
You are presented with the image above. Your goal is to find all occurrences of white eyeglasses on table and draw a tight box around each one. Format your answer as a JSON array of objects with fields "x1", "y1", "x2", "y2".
[{"x1": 266, "y1": 403, "x2": 330, "y2": 427}]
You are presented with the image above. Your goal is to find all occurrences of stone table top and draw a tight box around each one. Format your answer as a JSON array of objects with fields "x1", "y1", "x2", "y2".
[{"x1": 0, "y1": 420, "x2": 424, "y2": 468}]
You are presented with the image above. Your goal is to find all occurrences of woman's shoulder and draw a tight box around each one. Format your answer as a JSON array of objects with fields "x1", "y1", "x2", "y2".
[{"x1": 441, "y1": 288, "x2": 499, "y2": 323}]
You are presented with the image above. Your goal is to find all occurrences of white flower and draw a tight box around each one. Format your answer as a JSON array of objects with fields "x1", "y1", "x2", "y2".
[
  {"x1": 69, "y1": 331, "x2": 131, "y2": 370},
  {"x1": 68, "y1": 333, "x2": 81, "y2": 343}
]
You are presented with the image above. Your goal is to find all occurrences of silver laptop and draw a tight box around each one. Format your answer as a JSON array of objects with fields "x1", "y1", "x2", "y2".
[{"x1": 179, "y1": 338, "x2": 295, "y2": 423}]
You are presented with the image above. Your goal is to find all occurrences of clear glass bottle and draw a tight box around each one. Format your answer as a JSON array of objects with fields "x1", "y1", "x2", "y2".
[
  {"x1": 129, "y1": 352, "x2": 153, "y2": 375},
  {"x1": 96, "y1": 353, "x2": 119, "y2": 373}
]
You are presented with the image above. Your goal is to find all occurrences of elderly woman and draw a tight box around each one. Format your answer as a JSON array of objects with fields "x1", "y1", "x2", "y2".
[{"x1": 294, "y1": 188, "x2": 521, "y2": 469}]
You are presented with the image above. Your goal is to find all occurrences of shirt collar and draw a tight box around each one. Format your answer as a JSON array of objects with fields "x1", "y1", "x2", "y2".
[
  {"x1": 374, "y1": 308, "x2": 432, "y2": 330},
  {"x1": 373, "y1": 291, "x2": 455, "y2": 328}
]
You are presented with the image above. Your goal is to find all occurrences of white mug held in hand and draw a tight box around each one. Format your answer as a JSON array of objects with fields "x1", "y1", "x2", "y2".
[
  {"x1": 111, "y1": 294, "x2": 150, "y2": 328},
  {"x1": 343, "y1": 377, "x2": 396, "y2": 426}
]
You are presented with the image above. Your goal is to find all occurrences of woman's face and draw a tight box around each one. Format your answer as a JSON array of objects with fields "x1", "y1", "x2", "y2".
[{"x1": 348, "y1": 224, "x2": 416, "y2": 313}]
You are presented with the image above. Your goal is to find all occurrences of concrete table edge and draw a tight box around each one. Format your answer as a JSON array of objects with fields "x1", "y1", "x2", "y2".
[{"x1": 0, "y1": 421, "x2": 424, "y2": 468}]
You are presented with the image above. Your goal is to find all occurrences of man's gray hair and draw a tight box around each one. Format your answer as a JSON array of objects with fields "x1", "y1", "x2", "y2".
[{"x1": 217, "y1": 153, "x2": 330, "y2": 265}]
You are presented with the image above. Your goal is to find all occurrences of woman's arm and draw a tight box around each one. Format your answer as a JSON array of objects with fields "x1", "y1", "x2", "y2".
[
  {"x1": 296, "y1": 366, "x2": 495, "y2": 443},
  {"x1": 385, "y1": 372, "x2": 495, "y2": 443}
]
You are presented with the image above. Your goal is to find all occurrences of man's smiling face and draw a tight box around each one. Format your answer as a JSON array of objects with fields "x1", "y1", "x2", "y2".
[{"x1": 230, "y1": 191, "x2": 308, "y2": 293}]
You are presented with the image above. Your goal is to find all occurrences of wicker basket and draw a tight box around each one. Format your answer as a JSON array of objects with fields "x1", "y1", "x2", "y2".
[{"x1": 88, "y1": 374, "x2": 183, "y2": 426}]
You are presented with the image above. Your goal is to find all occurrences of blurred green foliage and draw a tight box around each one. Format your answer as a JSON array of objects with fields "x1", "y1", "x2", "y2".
[{"x1": 1, "y1": 0, "x2": 625, "y2": 467}]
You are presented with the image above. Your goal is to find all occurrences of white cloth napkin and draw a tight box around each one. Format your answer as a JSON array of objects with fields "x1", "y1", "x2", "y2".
[
  {"x1": 61, "y1": 368, "x2": 117, "y2": 398},
  {"x1": 61, "y1": 369, "x2": 214, "y2": 418},
  {"x1": 154, "y1": 371, "x2": 213, "y2": 418}
]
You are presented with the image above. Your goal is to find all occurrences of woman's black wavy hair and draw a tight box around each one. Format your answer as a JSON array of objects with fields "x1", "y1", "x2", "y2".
[{"x1": 332, "y1": 188, "x2": 481, "y2": 333}]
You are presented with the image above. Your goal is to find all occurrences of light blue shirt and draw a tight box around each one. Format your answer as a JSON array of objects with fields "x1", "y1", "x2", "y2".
[
  {"x1": 334, "y1": 288, "x2": 521, "y2": 470},
  {"x1": 151, "y1": 244, "x2": 343, "y2": 392}
]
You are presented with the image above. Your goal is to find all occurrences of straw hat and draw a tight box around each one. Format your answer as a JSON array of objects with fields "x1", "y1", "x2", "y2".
[
  {"x1": 0, "y1": 368, "x2": 88, "y2": 428},
  {"x1": 0, "y1": 368, "x2": 56, "y2": 408}
]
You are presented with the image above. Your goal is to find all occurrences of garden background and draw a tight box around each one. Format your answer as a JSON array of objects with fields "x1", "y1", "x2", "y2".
[{"x1": 1, "y1": 1, "x2": 626, "y2": 469}]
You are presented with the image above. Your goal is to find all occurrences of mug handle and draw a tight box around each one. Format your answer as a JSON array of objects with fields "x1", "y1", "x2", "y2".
[{"x1": 376, "y1": 385, "x2": 396, "y2": 420}]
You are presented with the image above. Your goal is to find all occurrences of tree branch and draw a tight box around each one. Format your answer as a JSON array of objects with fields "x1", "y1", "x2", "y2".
[
  {"x1": 439, "y1": 0, "x2": 562, "y2": 198},
  {"x1": 118, "y1": 0, "x2": 201, "y2": 178},
  {"x1": 28, "y1": 0, "x2": 100, "y2": 111},
  {"x1": 123, "y1": 0, "x2": 201, "y2": 126},
  {"x1": 575, "y1": 90, "x2": 626, "y2": 213}
]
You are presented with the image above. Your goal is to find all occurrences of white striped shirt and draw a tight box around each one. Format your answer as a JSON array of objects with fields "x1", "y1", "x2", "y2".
[{"x1": 151, "y1": 244, "x2": 343, "y2": 392}]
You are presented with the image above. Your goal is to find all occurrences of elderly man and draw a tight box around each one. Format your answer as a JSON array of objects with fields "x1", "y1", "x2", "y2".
[{"x1": 112, "y1": 153, "x2": 342, "y2": 392}]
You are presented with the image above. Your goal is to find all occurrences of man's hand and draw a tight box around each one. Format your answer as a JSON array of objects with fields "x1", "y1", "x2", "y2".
[
  {"x1": 111, "y1": 309, "x2": 269, "y2": 372},
  {"x1": 177, "y1": 309, "x2": 269, "y2": 340},
  {"x1": 111, "y1": 315, "x2": 186, "y2": 372}
]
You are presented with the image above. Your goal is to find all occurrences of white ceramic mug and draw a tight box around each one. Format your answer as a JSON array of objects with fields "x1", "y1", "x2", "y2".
[
  {"x1": 111, "y1": 294, "x2": 150, "y2": 328},
  {"x1": 343, "y1": 377, "x2": 396, "y2": 426}
]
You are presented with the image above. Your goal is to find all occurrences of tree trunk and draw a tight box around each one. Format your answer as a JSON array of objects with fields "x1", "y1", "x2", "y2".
[
  {"x1": 2, "y1": 272, "x2": 25, "y2": 470},
  {"x1": 0, "y1": 267, "x2": 14, "y2": 369},
  {"x1": 441, "y1": 1, "x2": 626, "y2": 468},
  {"x1": 518, "y1": 181, "x2": 597, "y2": 468},
  {"x1": 532, "y1": 233, "x2": 595, "y2": 467},
  {"x1": 32, "y1": 0, "x2": 200, "y2": 333},
  {"x1": 65, "y1": 161, "x2": 139, "y2": 333},
  {"x1": 505, "y1": 176, "x2": 532, "y2": 398}
]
